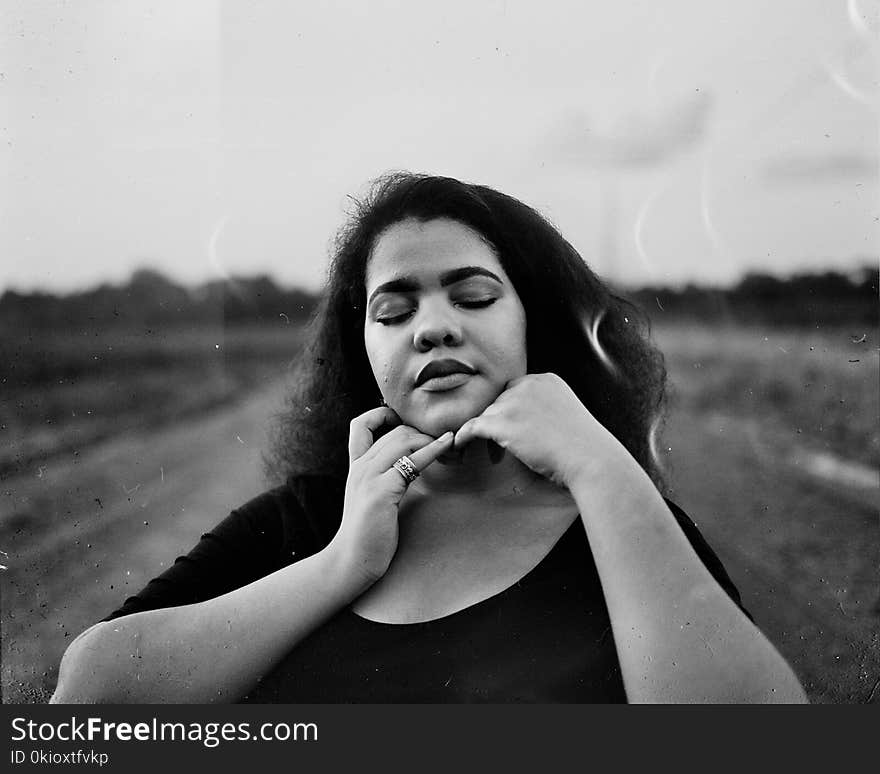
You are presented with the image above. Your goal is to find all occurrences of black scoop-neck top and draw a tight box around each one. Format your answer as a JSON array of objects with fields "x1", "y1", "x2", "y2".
[{"x1": 103, "y1": 478, "x2": 750, "y2": 703}]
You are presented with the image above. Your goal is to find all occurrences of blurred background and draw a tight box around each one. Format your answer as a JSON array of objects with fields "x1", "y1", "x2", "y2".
[{"x1": 1, "y1": 0, "x2": 877, "y2": 703}]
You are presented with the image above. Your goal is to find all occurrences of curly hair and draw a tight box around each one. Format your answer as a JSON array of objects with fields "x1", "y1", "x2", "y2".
[{"x1": 265, "y1": 172, "x2": 669, "y2": 504}]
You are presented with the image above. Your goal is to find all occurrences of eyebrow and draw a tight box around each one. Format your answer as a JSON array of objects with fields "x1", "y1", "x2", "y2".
[{"x1": 367, "y1": 266, "x2": 503, "y2": 307}]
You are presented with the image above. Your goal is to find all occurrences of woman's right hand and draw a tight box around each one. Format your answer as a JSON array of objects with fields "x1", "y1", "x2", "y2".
[{"x1": 328, "y1": 406, "x2": 454, "y2": 588}]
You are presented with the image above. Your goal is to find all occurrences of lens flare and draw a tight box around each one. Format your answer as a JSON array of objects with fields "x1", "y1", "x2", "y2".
[
  {"x1": 207, "y1": 215, "x2": 248, "y2": 300},
  {"x1": 699, "y1": 152, "x2": 744, "y2": 292},
  {"x1": 847, "y1": 0, "x2": 877, "y2": 39},
  {"x1": 699, "y1": 156, "x2": 731, "y2": 256},
  {"x1": 821, "y1": 58, "x2": 877, "y2": 109},
  {"x1": 633, "y1": 187, "x2": 664, "y2": 274},
  {"x1": 208, "y1": 216, "x2": 229, "y2": 277},
  {"x1": 583, "y1": 308, "x2": 618, "y2": 378},
  {"x1": 648, "y1": 412, "x2": 666, "y2": 475}
]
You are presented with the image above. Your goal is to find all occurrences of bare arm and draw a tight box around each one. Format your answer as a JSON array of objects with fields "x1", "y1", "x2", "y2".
[
  {"x1": 52, "y1": 408, "x2": 454, "y2": 704},
  {"x1": 51, "y1": 545, "x2": 368, "y2": 703},
  {"x1": 568, "y1": 453, "x2": 808, "y2": 703},
  {"x1": 453, "y1": 373, "x2": 808, "y2": 704}
]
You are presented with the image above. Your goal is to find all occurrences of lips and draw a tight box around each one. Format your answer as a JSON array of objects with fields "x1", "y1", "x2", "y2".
[{"x1": 415, "y1": 358, "x2": 477, "y2": 388}]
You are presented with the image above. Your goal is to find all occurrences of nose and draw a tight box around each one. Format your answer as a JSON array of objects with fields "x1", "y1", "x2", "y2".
[{"x1": 412, "y1": 300, "x2": 463, "y2": 352}]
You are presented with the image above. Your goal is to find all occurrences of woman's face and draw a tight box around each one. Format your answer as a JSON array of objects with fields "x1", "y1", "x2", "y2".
[{"x1": 363, "y1": 217, "x2": 527, "y2": 437}]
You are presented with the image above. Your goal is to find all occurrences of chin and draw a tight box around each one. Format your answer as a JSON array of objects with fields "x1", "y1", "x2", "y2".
[
  {"x1": 403, "y1": 395, "x2": 494, "y2": 438},
  {"x1": 408, "y1": 414, "x2": 467, "y2": 438}
]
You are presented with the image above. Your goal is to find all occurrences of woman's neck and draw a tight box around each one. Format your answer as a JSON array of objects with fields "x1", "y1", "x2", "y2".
[{"x1": 409, "y1": 439, "x2": 545, "y2": 499}]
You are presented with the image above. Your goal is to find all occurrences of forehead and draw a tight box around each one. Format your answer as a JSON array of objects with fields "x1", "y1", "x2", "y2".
[{"x1": 365, "y1": 218, "x2": 506, "y2": 289}]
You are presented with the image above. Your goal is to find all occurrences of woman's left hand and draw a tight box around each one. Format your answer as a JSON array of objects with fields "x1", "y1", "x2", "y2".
[{"x1": 452, "y1": 373, "x2": 628, "y2": 489}]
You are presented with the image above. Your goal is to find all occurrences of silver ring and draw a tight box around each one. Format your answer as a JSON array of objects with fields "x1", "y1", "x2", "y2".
[{"x1": 392, "y1": 455, "x2": 419, "y2": 484}]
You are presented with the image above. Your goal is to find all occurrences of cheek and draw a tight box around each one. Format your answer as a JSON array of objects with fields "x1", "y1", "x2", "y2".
[
  {"x1": 507, "y1": 337, "x2": 528, "y2": 376},
  {"x1": 479, "y1": 325, "x2": 527, "y2": 380},
  {"x1": 364, "y1": 334, "x2": 406, "y2": 393},
  {"x1": 503, "y1": 306, "x2": 528, "y2": 373},
  {"x1": 375, "y1": 360, "x2": 404, "y2": 390}
]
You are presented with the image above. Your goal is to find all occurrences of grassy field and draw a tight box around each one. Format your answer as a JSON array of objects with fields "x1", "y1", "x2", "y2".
[
  {"x1": 652, "y1": 321, "x2": 879, "y2": 469},
  {"x1": 0, "y1": 324, "x2": 307, "y2": 478}
]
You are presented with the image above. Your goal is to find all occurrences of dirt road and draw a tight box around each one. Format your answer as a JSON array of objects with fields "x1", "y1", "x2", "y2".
[
  {"x1": 1, "y1": 379, "x2": 283, "y2": 703},
  {"x1": 662, "y1": 411, "x2": 878, "y2": 704},
  {"x1": 2, "y1": 379, "x2": 876, "y2": 703}
]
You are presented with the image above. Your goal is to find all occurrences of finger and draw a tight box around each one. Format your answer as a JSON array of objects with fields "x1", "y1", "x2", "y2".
[
  {"x1": 404, "y1": 430, "x2": 455, "y2": 472},
  {"x1": 452, "y1": 419, "x2": 507, "y2": 465},
  {"x1": 362, "y1": 424, "x2": 438, "y2": 469},
  {"x1": 453, "y1": 415, "x2": 502, "y2": 451},
  {"x1": 348, "y1": 406, "x2": 401, "y2": 461},
  {"x1": 383, "y1": 431, "x2": 454, "y2": 486}
]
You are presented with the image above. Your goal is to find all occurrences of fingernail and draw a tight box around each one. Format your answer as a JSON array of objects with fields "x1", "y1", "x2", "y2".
[{"x1": 441, "y1": 431, "x2": 453, "y2": 441}]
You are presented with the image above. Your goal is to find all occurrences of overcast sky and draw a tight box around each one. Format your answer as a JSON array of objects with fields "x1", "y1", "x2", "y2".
[{"x1": 1, "y1": 0, "x2": 877, "y2": 294}]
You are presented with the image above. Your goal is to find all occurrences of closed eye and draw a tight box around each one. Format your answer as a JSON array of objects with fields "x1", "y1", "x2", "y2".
[
  {"x1": 376, "y1": 311, "x2": 415, "y2": 325},
  {"x1": 376, "y1": 298, "x2": 496, "y2": 325},
  {"x1": 456, "y1": 298, "x2": 496, "y2": 309}
]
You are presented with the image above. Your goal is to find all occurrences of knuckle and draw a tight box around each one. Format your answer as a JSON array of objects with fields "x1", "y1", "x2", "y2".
[{"x1": 396, "y1": 425, "x2": 425, "y2": 444}]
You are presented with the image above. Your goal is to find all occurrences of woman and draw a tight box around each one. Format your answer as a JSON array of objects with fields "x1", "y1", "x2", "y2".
[{"x1": 52, "y1": 173, "x2": 807, "y2": 703}]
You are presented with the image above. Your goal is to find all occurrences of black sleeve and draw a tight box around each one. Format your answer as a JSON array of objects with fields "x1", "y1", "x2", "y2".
[
  {"x1": 100, "y1": 484, "x2": 320, "y2": 622},
  {"x1": 663, "y1": 498, "x2": 754, "y2": 622}
]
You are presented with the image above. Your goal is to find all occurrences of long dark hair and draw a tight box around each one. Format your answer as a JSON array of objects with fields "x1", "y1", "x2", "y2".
[{"x1": 265, "y1": 172, "x2": 669, "y2": 509}]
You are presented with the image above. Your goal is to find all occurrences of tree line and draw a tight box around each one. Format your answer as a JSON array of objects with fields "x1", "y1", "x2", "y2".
[
  {"x1": 622, "y1": 264, "x2": 876, "y2": 326},
  {"x1": 0, "y1": 264, "x2": 876, "y2": 331},
  {"x1": 0, "y1": 269, "x2": 320, "y2": 331}
]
